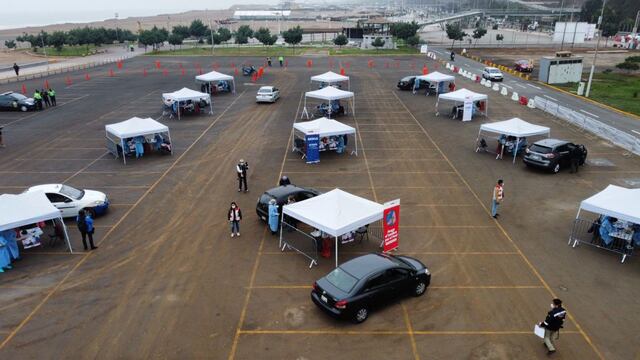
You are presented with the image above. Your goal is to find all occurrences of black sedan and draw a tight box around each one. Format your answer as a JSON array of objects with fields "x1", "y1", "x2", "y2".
[
  {"x1": 0, "y1": 91, "x2": 35, "y2": 112},
  {"x1": 256, "y1": 184, "x2": 320, "y2": 221},
  {"x1": 311, "y1": 253, "x2": 430, "y2": 323},
  {"x1": 523, "y1": 138, "x2": 587, "y2": 173},
  {"x1": 397, "y1": 76, "x2": 429, "y2": 91}
]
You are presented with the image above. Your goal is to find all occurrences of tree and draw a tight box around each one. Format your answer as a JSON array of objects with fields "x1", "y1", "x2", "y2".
[
  {"x1": 624, "y1": 56, "x2": 640, "y2": 63},
  {"x1": 4, "y1": 40, "x2": 16, "y2": 49},
  {"x1": 282, "y1": 25, "x2": 303, "y2": 53},
  {"x1": 615, "y1": 61, "x2": 639, "y2": 73},
  {"x1": 49, "y1": 31, "x2": 66, "y2": 51},
  {"x1": 445, "y1": 23, "x2": 466, "y2": 49},
  {"x1": 189, "y1": 20, "x2": 208, "y2": 39},
  {"x1": 235, "y1": 25, "x2": 254, "y2": 44},
  {"x1": 472, "y1": 27, "x2": 487, "y2": 47},
  {"x1": 206, "y1": 29, "x2": 221, "y2": 45},
  {"x1": 168, "y1": 33, "x2": 184, "y2": 50},
  {"x1": 406, "y1": 34, "x2": 420, "y2": 47},
  {"x1": 333, "y1": 34, "x2": 348, "y2": 48},
  {"x1": 217, "y1": 27, "x2": 232, "y2": 43},
  {"x1": 255, "y1": 27, "x2": 277, "y2": 46},
  {"x1": 371, "y1": 37, "x2": 385, "y2": 50},
  {"x1": 390, "y1": 22, "x2": 420, "y2": 41},
  {"x1": 172, "y1": 25, "x2": 191, "y2": 39}
]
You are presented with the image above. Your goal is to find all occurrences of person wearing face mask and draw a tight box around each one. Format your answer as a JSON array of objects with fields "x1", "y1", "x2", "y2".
[
  {"x1": 491, "y1": 179, "x2": 504, "y2": 219},
  {"x1": 538, "y1": 298, "x2": 566, "y2": 355},
  {"x1": 268, "y1": 199, "x2": 279, "y2": 235},
  {"x1": 228, "y1": 202, "x2": 242, "y2": 237}
]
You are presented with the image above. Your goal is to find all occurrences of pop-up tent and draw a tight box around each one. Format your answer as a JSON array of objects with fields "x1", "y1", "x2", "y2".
[
  {"x1": 195, "y1": 70, "x2": 236, "y2": 94},
  {"x1": 436, "y1": 88, "x2": 488, "y2": 119},
  {"x1": 162, "y1": 87, "x2": 212, "y2": 119},
  {"x1": 301, "y1": 86, "x2": 355, "y2": 119},
  {"x1": 292, "y1": 117, "x2": 358, "y2": 158},
  {"x1": 281, "y1": 189, "x2": 384, "y2": 267},
  {"x1": 414, "y1": 71, "x2": 455, "y2": 95},
  {"x1": 310, "y1": 71, "x2": 350, "y2": 90},
  {"x1": 105, "y1": 117, "x2": 172, "y2": 164},
  {"x1": 0, "y1": 191, "x2": 72, "y2": 252},
  {"x1": 570, "y1": 185, "x2": 640, "y2": 263},
  {"x1": 476, "y1": 118, "x2": 550, "y2": 163}
]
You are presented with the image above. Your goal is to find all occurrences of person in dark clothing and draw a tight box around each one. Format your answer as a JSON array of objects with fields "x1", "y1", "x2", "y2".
[
  {"x1": 538, "y1": 298, "x2": 566, "y2": 355},
  {"x1": 569, "y1": 145, "x2": 582, "y2": 174},
  {"x1": 450, "y1": 51, "x2": 455, "y2": 61},
  {"x1": 236, "y1": 159, "x2": 249, "y2": 192},
  {"x1": 41, "y1": 88, "x2": 51, "y2": 107},
  {"x1": 13, "y1": 63, "x2": 19, "y2": 76},
  {"x1": 76, "y1": 209, "x2": 97, "y2": 251},
  {"x1": 33, "y1": 90, "x2": 43, "y2": 110},
  {"x1": 267, "y1": 57, "x2": 272, "y2": 67},
  {"x1": 279, "y1": 175, "x2": 291, "y2": 186},
  {"x1": 48, "y1": 88, "x2": 56, "y2": 106}
]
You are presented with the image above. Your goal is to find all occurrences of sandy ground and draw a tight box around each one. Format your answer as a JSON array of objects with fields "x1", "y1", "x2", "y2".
[{"x1": 0, "y1": 55, "x2": 638, "y2": 359}]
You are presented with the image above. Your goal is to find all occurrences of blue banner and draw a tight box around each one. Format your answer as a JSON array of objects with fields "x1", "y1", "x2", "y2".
[{"x1": 305, "y1": 134, "x2": 320, "y2": 164}]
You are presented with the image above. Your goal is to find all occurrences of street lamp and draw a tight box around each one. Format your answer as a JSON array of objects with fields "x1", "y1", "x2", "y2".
[
  {"x1": 115, "y1": 13, "x2": 120, "y2": 44},
  {"x1": 585, "y1": 0, "x2": 606, "y2": 98}
]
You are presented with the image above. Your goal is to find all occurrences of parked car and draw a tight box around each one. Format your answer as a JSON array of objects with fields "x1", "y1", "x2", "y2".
[
  {"x1": 256, "y1": 185, "x2": 320, "y2": 221},
  {"x1": 482, "y1": 67, "x2": 503, "y2": 82},
  {"x1": 523, "y1": 139, "x2": 587, "y2": 173},
  {"x1": 396, "y1": 76, "x2": 429, "y2": 91},
  {"x1": 256, "y1": 86, "x2": 280, "y2": 103},
  {"x1": 0, "y1": 91, "x2": 35, "y2": 112},
  {"x1": 514, "y1": 60, "x2": 534, "y2": 73},
  {"x1": 311, "y1": 253, "x2": 431, "y2": 323},
  {"x1": 24, "y1": 184, "x2": 109, "y2": 218}
]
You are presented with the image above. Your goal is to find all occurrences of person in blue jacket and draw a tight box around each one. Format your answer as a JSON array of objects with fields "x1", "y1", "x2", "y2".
[
  {"x1": 268, "y1": 199, "x2": 279, "y2": 235},
  {"x1": 134, "y1": 136, "x2": 144, "y2": 158},
  {"x1": 1, "y1": 230, "x2": 19, "y2": 261},
  {"x1": 77, "y1": 210, "x2": 97, "y2": 251},
  {"x1": 0, "y1": 233, "x2": 13, "y2": 272},
  {"x1": 598, "y1": 216, "x2": 615, "y2": 246}
]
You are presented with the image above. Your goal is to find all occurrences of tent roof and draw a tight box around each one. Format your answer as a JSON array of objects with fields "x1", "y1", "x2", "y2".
[
  {"x1": 282, "y1": 189, "x2": 384, "y2": 237},
  {"x1": 438, "y1": 88, "x2": 487, "y2": 102},
  {"x1": 579, "y1": 185, "x2": 640, "y2": 224},
  {"x1": 305, "y1": 86, "x2": 354, "y2": 101},
  {"x1": 310, "y1": 71, "x2": 349, "y2": 83},
  {"x1": 293, "y1": 117, "x2": 356, "y2": 137},
  {"x1": 416, "y1": 71, "x2": 455, "y2": 82},
  {"x1": 0, "y1": 191, "x2": 62, "y2": 231},
  {"x1": 105, "y1": 117, "x2": 169, "y2": 139},
  {"x1": 479, "y1": 118, "x2": 550, "y2": 137},
  {"x1": 195, "y1": 70, "x2": 234, "y2": 82},
  {"x1": 162, "y1": 87, "x2": 210, "y2": 102}
]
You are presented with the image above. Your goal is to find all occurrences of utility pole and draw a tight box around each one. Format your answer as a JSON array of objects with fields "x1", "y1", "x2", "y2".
[
  {"x1": 559, "y1": 0, "x2": 566, "y2": 50},
  {"x1": 115, "y1": 13, "x2": 120, "y2": 44},
  {"x1": 210, "y1": 19, "x2": 215, "y2": 55},
  {"x1": 585, "y1": 0, "x2": 606, "y2": 98},
  {"x1": 40, "y1": 32, "x2": 49, "y2": 71}
]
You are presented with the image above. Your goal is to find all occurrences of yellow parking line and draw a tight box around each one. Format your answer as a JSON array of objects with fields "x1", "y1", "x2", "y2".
[{"x1": 236, "y1": 329, "x2": 582, "y2": 335}]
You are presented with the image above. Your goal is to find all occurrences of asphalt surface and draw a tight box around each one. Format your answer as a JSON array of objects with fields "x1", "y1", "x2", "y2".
[
  {"x1": 430, "y1": 47, "x2": 640, "y2": 139},
  {"x1": 0, "y1": 55, "x2": 639, "y2": 359}
]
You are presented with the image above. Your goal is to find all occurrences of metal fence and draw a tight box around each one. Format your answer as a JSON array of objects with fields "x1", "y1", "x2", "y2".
[
  {"x1": 534, "y1": 96, "x2": 640, "y2": 156},
  {"x1": 279, "y1": 221, "x2": 319, "y2": 268},
  {"x1": 568, "y1": 218, "x2": 634, "y2": 263}
]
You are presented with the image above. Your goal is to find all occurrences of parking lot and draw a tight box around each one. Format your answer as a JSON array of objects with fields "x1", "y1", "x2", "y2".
[{"x1": 1, "y1": 55, "x2": 639, "y2": 359}]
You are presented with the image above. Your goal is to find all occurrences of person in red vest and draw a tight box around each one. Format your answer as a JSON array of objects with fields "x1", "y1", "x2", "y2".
[{"x1": 491, "y1": 179, "x2": 504, "y2": 219}]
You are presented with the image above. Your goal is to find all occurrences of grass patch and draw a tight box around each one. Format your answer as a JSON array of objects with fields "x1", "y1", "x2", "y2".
[
  {"x1": 329, "y1": 46, "x2": 419, "y2": 55},
  {"x1": 33, "y1": 45, "x2": 99, "y2": 57},
  {"x1": 553, "y1": 73, "x2": 640, "y2": 116},
  {"x1": 147, "y1": 46, "x2": 317, "y2": 56}
]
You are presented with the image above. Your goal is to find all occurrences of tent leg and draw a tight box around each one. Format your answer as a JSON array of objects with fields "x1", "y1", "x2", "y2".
[
  {"x1": 279, "y1": 218, "x2": 284, "y2": 249},
  {"x1": 513, "y1": 137, "x2": 519, "y2": 164},
  {"x1": 60, "y1": 217, "x2": 73, "y2": 253},
  {"x1": 335, "y1": 236, "x2": 338, "y2": 267},
  {"x1": 167, "y1": 132, "x2": 173, "y2": 155},
  {"x1": 122, "y1": 139, "x2": 127, "y2": 165}
]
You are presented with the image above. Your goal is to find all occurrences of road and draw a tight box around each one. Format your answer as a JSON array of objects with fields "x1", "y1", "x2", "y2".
[{"x1": 431, "y1": 47, "x2": 640, "y2": 139}]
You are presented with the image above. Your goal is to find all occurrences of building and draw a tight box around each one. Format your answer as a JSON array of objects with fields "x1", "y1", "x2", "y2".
[{"x1": 232, "y1": 11, "x2": 291, "y2": 21}]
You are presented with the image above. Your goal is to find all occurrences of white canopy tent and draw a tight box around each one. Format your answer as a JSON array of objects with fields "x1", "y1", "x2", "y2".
[
  {"x1": 281, "y1": 188, "x2": 384, "y2": 267},
  {"x1": 162, "y1": 87, "x2": 213, "y2": 119},
  {"x1": 415, "y1": 71, "x2": 455, "y2": 95},
  {"x1": 195, "y1": 70, "x2": 236, "y2": 94},
  {"x1": 477, "y1": 118, "x2": 550, "y2": 163},
  {"x1": 293, "y1": 117, "x2": 358, "y2": 156},
  {"x1": 436, "y1": 88, "x2": 488, "y2": 119},
  {"x1": 577, "y1": 185, "x2": 640, "y2": 224},
  {"x1": 105, "y1": 117, "x2": 172, "y2": 164},
  {"x1": 310, "y1": 71, "x2": 350, "y2": 90},
  {"x1": 0, "y1": 191, "x2": 72, "y2": 252},
  {"x1": 301, "y1": 86, "x2": 355, "y2": 119}
]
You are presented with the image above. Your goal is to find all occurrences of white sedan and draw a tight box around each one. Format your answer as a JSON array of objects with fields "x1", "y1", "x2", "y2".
[
  {"x1": 24, "y1": 184, "x2": 109, "y2": 218},
  {"x1": 482, "y1": 67, "x2": 503, "y2": 82},
  {"x1": 256, "y1": 86, "x2": 280, "y2": 103}
]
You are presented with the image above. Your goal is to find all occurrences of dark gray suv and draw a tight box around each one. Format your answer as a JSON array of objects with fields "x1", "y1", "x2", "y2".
[{"x1": 523, "y1": 138, "x2": 587, "y2": 173}]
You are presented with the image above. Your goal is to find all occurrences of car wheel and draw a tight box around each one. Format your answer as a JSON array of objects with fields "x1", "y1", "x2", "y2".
[
  {"x1": 553, "y1": 163, "x2": 560, "y2": 173},
  {"x1": 353, "y1": 306, "x2": 369, "y2": 323},
  {"x1": 414, "y1": 281, "x2": 427, "y2": 297},
  {"x1": 20, "y1": 105, "x2": 28, "y2": 112}
]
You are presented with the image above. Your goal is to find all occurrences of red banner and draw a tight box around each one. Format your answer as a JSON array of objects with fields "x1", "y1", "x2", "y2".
[{"x1": 382, "y1": 200, "x2": 400, "y2": 253}]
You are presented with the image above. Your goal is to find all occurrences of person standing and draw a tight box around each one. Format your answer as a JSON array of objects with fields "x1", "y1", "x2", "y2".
[
  {"x1": 538, "y1": 298, "x2": 566, "y2": 355},
  {"x1": 77, "y1": 210, "x2": 97, "y2": 251},
  {"x1": 278, "y1": 55, "x2": 284, "y2": 67},
  {"x1": 268, "y1": 199, "x2": 279, "y2": 235},
  {"x1": 569, "y1": 145, "x2": 582, "y2": 174},
  {"x1": 228, "y1": 202, "x2": 242, "y2": 237},
  {"x1": 13, "y1": 63, "x2": 19, "y2": 76},
  {"x1": 279, "y1": 175, "x2": 291, "y2": 186},
  {"x1": 236, "y1": 159, "x2": 249, "y2": 192},
  {"x1": 48, "y1": 88, "x2": 57, "y2": 106},
  {"x1": 491, "y1": 179, "x2": 504, "y2": 219},
  {"x1": 1, "y1": 230, "x2": 20, "y2": 262},
  {"x1": 33, "y1": 90, "x2": 43, "y2": 110},
  {"x1": 41, "y1": 88, "x2": 51, "y2": 108},
  {"x1": 450, "y1": 51, "x2": 455, "y2": 61},
  {"x1": 0, "y1": 232, "x2": 14, "y2": 272},
  {"x1": 267, "y1": 56, "x2": 272, "y2": 67}
]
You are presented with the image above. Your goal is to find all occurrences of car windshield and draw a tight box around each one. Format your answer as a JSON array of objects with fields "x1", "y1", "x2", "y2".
[
  {"x1": 258, "y1": 89, "x2": 272, "y2": 94},
  {"x1": 529, "y1": 144, "x2": 552, "y2": 154},
  {"x1": 489, "y1": 69, "x2": 501, "y2": 73},
  {"x1": 401, "y1": 76, "x2": 413, "y2": 82},
  {"x1": 10, "y1": 93, "x2": 27, "y2": 100},
  {"x1": 325, "y1": 267, "x2": 358, "y2": 293},
  {"x1": 59, "y1": 185, "x2": 84, "y2": 200},
  {"x1": 260, "y1": 193, "x2": 275, "y2": 204}
]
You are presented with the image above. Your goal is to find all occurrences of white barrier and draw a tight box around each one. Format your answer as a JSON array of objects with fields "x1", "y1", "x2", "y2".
[
  {"x1": 527, "y1": 98, "x2": 536, "y2": 108},
  {"x1": 485, "y1": 80, "x2": 492, "y2": 88},
  {"x1": 492, "y1": 83, "x2": 500, "y2": 91},
  {"x1": 472, "y1": 74, "x2": 478, "y2": 82},
  {"x1": 500, "y1": 87, "x2": 508, "y2": 96},
  {"x1": 534, "y1": 96, "x2": 640, "y2": 156},
  {"x1": 511, "y1": 92, "x2": 519, "y2": 101}
]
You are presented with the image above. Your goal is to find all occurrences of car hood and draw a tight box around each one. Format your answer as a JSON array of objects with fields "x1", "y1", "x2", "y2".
[
  {"x1": 21, "y1": 98, "x2": 35, "y2": 104},
  {"x1": 80, "y1": 190, "x2": 108, "y2": 204}
]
